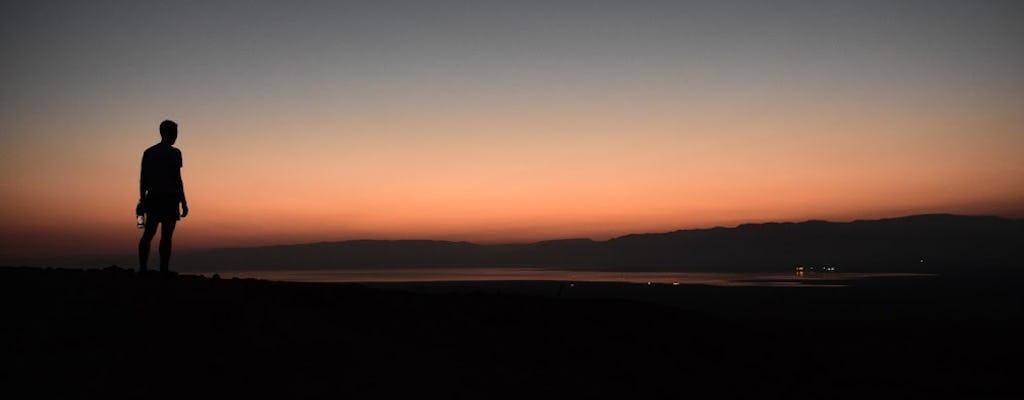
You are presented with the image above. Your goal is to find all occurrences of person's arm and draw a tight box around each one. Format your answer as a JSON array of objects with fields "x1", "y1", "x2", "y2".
[
  {"x1": 178, "y1": 150, "x2": 188, "y2": 218},
  {"x1": 178, "y1": 174, "x2": 188, "y2": 217},
  {"x1": 139, "y1": 152, "x2": 148, "y2": 202}
]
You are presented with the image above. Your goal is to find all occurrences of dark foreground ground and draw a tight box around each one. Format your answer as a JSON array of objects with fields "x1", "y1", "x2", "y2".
[{"x1": 1, "y1": 266, "x2": 1021, "y2": 398}]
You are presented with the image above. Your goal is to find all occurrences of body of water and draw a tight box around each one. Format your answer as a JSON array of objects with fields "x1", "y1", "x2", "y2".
[{"x1": 210, "y1": 268, "x2": 932, "y2": 287}]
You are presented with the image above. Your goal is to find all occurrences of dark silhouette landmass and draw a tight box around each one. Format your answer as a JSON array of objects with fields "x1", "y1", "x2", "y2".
[
  {"x1": 172, "y1": 214, "x2": 1023, "y2": 272},
  {"x1": 8, "y1": 214, "x2": 1020, "y2": 273},
  {"x1": 1, "y1": 266, "x2": 1020, "y2": 398}
]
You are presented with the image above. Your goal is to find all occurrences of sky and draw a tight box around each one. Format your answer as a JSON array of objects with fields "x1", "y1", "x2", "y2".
[{"x1": 2, "y1": 0, "x2": 1023, "y2": 257}]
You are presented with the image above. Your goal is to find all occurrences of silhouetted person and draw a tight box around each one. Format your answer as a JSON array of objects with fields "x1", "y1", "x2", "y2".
[{"x1": 138, "y1": 120, "x2": 189, "y2": 274}]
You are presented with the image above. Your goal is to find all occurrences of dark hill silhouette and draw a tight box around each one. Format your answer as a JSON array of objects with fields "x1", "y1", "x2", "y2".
[
  {"x1": 161, "y1": 214, "x2": 1022, "y2": 272},
  {"x1": 603, "y1": 214, "x2": 1022, "y2": 272},
  {"x1": 6, "y1": 214, "x2": 1019, "y2": 272}
]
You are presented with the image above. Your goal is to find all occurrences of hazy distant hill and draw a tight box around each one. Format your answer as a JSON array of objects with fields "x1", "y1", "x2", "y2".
[
  {"x1": 7, "y1": 214, "x2": 1019, "y2": 272},
  {"x1": 163, "y1": 214, "x2": 1022, "y2": 272}
]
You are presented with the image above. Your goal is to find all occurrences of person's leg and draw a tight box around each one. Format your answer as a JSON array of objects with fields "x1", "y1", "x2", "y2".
[
  {"x1": 158, "y1": 220, "x2": 177, "y2": 273},
  {"x1": 138, "y1": 220, "x2": 159, "y2": 272}
]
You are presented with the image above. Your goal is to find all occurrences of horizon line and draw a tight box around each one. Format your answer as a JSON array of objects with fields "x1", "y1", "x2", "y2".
[
  {"x1": 157, "y1": 212, "x2": 1024, "y2": 251},
  {"x1": 4, "y1": 212, "x2": 1019, "y2": 262}
]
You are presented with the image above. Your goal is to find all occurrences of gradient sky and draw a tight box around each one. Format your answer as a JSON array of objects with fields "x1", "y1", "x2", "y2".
[{"x1": 2, "y1": 1, "x2": 1023, "y2": 257}]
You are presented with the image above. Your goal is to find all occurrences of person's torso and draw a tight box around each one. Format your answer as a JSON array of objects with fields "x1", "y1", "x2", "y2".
[{"x1": 142, "y1": 143, "x2": 182, "y2": 194}]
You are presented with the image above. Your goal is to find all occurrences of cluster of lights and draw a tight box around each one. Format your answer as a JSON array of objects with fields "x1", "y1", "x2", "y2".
[{"x1": 795, "y1": 266, "x2": 838, "y2": 272}]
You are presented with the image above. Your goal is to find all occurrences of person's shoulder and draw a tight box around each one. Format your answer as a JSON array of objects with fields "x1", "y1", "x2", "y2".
[
  {"x1": 144, "y1": 143, "x2": 179, "y2": 153},
  {"x1": 143, "y1": 143, "x2": 161, "y2": 156}
]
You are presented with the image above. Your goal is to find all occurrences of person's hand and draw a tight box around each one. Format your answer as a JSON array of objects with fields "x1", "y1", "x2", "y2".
[{"x1": 181, "y1": 202, "x2": 189, "y2": 218}]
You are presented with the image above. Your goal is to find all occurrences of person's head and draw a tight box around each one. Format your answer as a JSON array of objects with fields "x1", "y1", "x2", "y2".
[{"x1": 159, "y1": 120, "x2": 178, "y2": 144}]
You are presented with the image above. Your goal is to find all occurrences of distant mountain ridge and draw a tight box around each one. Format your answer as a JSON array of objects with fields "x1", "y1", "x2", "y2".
[
  {"x1": 6, "y1": 214, "x2": 1020, "y2": 272},
  {"x1": 166, "y1": 214, "x2": 1022, "y2": 272}
]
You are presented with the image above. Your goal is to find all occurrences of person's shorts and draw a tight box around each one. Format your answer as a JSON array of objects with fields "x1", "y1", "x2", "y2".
[{"x1": 144, "y1": 192, "x2": 181, "y2": 223}]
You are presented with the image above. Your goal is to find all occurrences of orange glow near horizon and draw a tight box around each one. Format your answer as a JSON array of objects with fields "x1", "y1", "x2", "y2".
[{"x1": 2, "y1": 93, "x2": 1022, "y2": 258}]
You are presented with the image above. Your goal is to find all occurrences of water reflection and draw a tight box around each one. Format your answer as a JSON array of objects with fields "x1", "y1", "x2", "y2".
[{"x1": 213, "y1": 268, "x2": 932, "y2": 287}]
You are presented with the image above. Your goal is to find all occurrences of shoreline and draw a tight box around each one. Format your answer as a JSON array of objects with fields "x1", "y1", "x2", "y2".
[{"x1": 194, "y1": 267, "x2": 938, "y2": 287}]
